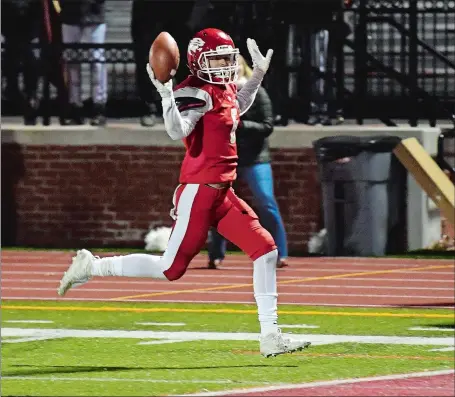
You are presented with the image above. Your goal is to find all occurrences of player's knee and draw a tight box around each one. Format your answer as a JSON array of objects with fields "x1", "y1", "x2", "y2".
[
  {"x1": 260, "y1": 248, "x2": 278, "y2": 264},
  {"x1": 250, "y1": 236, "x2": 277, "y2": 262}
]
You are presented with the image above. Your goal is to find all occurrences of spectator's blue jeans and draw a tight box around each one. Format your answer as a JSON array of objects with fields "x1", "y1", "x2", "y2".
[{"x1": 208, "y1": 162, "x2": 288, "y2": 262}]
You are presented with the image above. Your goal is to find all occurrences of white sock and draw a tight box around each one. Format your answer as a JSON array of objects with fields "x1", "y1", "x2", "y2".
[
  {"x1": 91, "y1": 254, "x2": 168, "y2": 279},
  {"x1": 253, "y1": 249, "x2": 279, "y2": 336}
]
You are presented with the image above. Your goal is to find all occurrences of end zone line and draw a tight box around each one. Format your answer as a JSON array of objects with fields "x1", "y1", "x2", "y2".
[{"x1": 111, "y1": 264, "x2": 455, "y2": 301}]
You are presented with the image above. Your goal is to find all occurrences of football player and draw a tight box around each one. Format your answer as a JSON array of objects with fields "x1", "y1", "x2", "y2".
[{"x1": 57, "y1": 28, "x2": 310, "y2": 357}]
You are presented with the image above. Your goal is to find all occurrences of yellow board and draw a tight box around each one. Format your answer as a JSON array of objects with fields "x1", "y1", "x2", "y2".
[{"x1": 393, "y1": 137, "x2": 454, "y2": 226}]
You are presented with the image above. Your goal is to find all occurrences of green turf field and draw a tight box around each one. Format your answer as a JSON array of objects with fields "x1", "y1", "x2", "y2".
[{"x1": 2, "y1": 300, "x2": 454, "y2": 396}]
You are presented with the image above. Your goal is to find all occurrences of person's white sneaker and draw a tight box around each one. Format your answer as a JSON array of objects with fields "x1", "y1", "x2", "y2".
[
  {"x1": 57, "y1": 249, "x2": 95, "y2": 296},
  {"x1": 260, "y1": 329, "x2": 311, "y2": 358}
]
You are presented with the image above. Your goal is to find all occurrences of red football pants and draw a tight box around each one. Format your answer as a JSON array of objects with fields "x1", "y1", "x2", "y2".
[{"x1": 162, "y1": 183, "x2": 277, "y2": 281}]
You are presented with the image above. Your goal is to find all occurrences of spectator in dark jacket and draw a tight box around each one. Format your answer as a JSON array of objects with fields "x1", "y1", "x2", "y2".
[
  {"x1": 60, "y1": 0, "x2": 107, "y2": 126},
  {"x1": 207, "y1": 55, "x2": 289, "y2": 269},
  {"x1": 1, "y1": 0, "x2": 43, "y2": 124}
]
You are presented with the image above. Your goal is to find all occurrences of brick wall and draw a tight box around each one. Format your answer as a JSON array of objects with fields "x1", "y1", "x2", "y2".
[{"x1": 1, "y1": 143, "x2": 322, "y2": 253}]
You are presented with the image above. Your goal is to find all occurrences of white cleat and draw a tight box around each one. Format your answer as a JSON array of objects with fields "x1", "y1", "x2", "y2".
[
  {"x1": 260, "y1": 329, "x2": 311, "y2": 358},
  {"x1": 57, "y1": 249, "x2": 95, "y2": 296}
]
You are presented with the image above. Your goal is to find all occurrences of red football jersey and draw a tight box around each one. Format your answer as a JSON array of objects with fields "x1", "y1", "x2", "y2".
[{"x1": 173, "y1": 76, "x2": 240, "y2": 184}]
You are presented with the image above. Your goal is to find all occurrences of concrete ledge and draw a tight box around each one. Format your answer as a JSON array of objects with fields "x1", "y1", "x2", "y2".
[{"x1": 1, "y1": 122, "x2": 443, "y2": 150}]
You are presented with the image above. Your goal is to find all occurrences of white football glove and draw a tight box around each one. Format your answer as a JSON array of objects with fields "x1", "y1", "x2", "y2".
[
  {"x1": 246, "y1": 38, "x2": 273, "y2": 75},
  {"x1": 146, "y1": 64, "x2": 173, "y2": 99}
]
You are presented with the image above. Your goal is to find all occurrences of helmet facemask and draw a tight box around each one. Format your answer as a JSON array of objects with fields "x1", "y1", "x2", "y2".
[{"x1": 196, "y1": 46, "x2": 239, "y2": 84}]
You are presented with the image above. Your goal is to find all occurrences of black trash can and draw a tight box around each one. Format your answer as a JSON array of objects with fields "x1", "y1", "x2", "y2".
[{"x1": 313, "y1": 135, "x2": 407, "y2": 256}]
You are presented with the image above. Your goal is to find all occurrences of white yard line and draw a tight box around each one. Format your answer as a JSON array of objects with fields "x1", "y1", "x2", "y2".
[{"x1": 2, "y1": 328, "x2": 453, "y2": 346}]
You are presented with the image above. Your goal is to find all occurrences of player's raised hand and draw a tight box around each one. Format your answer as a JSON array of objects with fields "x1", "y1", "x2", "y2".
[
  {"x1": 246, "y1": 38, "x2": 273, "y2": 75},
  {"x1": 146, "y1": 64, "x2": 173, "y2": 99}
]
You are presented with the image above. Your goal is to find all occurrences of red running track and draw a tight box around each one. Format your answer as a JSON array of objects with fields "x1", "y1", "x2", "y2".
[
  {"x1": 2, "y1": 251, "x2": 454, "y2": 308},
  {"x1": 212, "y1": 372, "x2": 455, "y2": 397}
]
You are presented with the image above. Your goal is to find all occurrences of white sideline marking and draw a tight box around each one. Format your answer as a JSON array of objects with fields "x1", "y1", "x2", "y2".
[
  {"x1": 136, "y1": 322, "x2": 186, "y2": 326},
  {"x1": 429, "y1": 347, "x2": 455, "y2": 352},
  {"x1": 409, "y1": 326, "x2": 455, "y2": 332},
  {"x1": 4, "y1": 320, "x2": 54, "y2": 324},
  {"x1": 138, "y1": 339, "x2": 186, "y2": 345},
  {"x1": 2, "y1": 336, "x2": 58, "y2": 344},
  {"x1": 183, "y1": 369, "x2": 455, "y2": 396},
  {"x1": 1, "y1": 328, "x2": 454, "y2": 348},
  {"x1": 1, "y1": 376, "x2": 271, "y2": 385},
  {"x1": 280, "y1": 324, "x2": 319, "y2": 329}
]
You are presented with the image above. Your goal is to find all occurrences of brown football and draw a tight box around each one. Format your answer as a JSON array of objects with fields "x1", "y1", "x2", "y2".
[{"x1": 149, "y1": 31, "x2": 180, "y2": 83}]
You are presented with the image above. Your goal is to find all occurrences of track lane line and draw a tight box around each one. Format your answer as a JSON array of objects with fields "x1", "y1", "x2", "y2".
[{"x1": 111, "y1": 264, "x2": 455, "y2": 301}]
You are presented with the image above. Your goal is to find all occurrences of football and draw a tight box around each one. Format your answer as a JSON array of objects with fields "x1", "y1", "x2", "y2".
[{"x1": 149, "y1": 31, "x2": 180, "y2": 83}]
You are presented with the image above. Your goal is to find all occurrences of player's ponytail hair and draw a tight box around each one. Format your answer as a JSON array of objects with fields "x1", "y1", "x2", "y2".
[{"x1": 238, "y1": 55, "x2": 253, "y2": 80}]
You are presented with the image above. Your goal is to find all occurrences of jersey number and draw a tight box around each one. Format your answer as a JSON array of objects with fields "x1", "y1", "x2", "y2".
[{"x1": 230, "y1": 108, "x2": 239, "y2": 144}]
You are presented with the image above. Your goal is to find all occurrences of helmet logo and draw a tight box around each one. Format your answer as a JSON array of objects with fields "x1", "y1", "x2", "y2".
[{"x1": 188, "y1": 38, "x2": 205, "y2": 54}]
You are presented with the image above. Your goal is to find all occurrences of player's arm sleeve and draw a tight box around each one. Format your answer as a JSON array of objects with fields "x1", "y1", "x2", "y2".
[
  {"x1": 161, "y1": 87, "x2": 213, "y2": 140},
  {"x1": 236, "y1": 69, "x2": 265, "y2": 116}
]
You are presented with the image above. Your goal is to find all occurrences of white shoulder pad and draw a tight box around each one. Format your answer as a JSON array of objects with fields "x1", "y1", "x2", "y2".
[{"x1": 174, "y1": 86, "x2": 214, "y2": 115}]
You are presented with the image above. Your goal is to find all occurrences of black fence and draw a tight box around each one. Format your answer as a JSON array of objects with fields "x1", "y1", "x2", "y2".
[
  {"x1": 2, "y1": 0, "x2": 454, "y2": 126},
  {"x1": 348, "y1": 0, "x2": 455, "y2": 126}
]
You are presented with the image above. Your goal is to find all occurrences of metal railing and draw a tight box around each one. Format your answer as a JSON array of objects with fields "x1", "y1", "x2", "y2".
[
  {"x1": 349, "y1": 0, "x2": 455, "y2": 126},
  {"x1": 1, "y1": 42, "x2": 139, "y2": 124},
  {"x1": 2, "y1": 0, "x2": 454, "y2": 126}
]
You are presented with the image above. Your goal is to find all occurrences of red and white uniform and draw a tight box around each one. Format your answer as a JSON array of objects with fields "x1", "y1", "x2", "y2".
[
  {"x1": 157, "y1": 29, "x2": 276, "y2": 281},
  {"x1": 175, "y1": 75, "x2": 239, "y2": 184}
]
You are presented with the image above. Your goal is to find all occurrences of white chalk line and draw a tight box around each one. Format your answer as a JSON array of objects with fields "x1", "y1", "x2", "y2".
[
  {"x1": 3, "y1": 286, "x2": 453, "y2": 300},
  {"x1": 183, "y1": 369, "x2": 455, "y2": 396}
]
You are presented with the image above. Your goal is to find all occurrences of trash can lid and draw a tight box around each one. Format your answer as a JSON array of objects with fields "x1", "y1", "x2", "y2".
[
  {"x1": 313, "y1": 135, "x2": 402, "y2": 162},
  {"x1": 359, "y1": 136, "x2": 402, "y2": 152}
]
